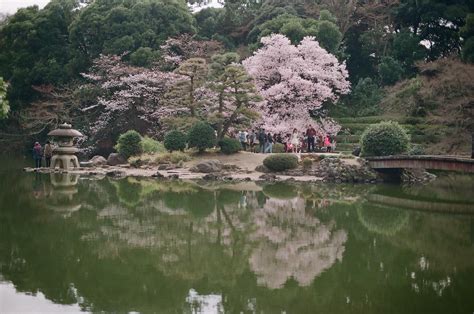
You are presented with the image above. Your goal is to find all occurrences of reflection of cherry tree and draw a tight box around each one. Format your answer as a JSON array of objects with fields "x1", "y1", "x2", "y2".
[{"x1": 249, "y1": 197, "x2": 347, "y2": 289}]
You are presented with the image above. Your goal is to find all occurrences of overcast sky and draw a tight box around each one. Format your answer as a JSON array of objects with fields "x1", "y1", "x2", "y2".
[{"x1": 0, "y1": 0, "x2": 50, "y2": 14}]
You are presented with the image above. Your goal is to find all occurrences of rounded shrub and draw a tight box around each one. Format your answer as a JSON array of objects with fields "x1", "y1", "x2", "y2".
[
  {"x1": 263, "y1": 154, "x2": 298, "y2": 172},
  {"x1": 218, "y1": 137, "x2": 241, "y2": 154},
  {"x1": 187, "y1": 122, "x2": 216, "y2": 152},
  {"x1": 141, "y1": 136, "x2": 165, "y2": 154},
  {"x1": 273, "y1": 143, "x2": 285, "y2": 153},
  {"x1": 360, "y1": 121, "x2": 410, "y2": 156},
  {"x1": 115, "y1": 130, "x2": 143, "y2": 158},
  {"x1": 164, "y1": 130, "x2": 187, "y2": 152}
]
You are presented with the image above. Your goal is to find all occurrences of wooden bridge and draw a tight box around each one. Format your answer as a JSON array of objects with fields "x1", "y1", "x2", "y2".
[{"x1": 366, "y1": 155, "x2": 474, "y2": 173}]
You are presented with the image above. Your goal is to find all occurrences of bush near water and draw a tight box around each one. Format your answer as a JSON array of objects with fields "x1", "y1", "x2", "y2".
[
  {"x1": 360, "y1": 121, "x2": 410, "y2": 156},
  {"x1": 188, "y1": 122, "x2": 216, "y2": 152},
  {"x1": 164, "y1": 130, "x2": 187, "y2": 152},
  {"x1": 115, "y1": 130, "x2": 143, "y2": 158},
  {"x1": 218, "y1": 137, "x2": 241, "y2": 154},
  {"x1": 263, "y1": 154, "x2": 298, "y2": 172}
]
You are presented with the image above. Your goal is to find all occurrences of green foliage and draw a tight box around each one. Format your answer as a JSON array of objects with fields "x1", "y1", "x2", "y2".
[
  {"x1": 350, "y1": 78, "x2": 383, "y2": 116},
  {"x1": 209, "y1": 52, "x2": 240, "y2": 78},
  {"x1": 129, "y1": 47, "x2": 159, "y2": 67},
  {"x1": 154, "y1": 151, "x2": 191, "y2": 164},
  {"x1": 391, "y1": 29, "x2": 426, "y2": 70},
  {"x1": 248, "y1": 12, "x2": 342, "y2": 53},
  {"x1": 187, "y1": 122, "x2": 216, "y2": 152},
  {"x1": 169, "y1": 58, "x2": 208, "y2": 116},
  {"x1": 316, "y1": 20, "x2": 343, "y2": 54},
  {"x1": 141, "y1": 136, "x2": 165, "y2": 154},
  {"x1": 263, "y1": 154, "x2": 298, "y2": 172},
  {"x1": 195, "y1": 8, "x2": 222, "y2": 39},
  {"x1": 0, "y1": 1, "x2": 78, "y2": 106},
  {"x1": 69, "y1": 0, "x2": 195, "y2": 64},
  {"x1": 210, "y1": 64, "x2": 261, "y2": 139},
  {"x1": 0, "y1": 77, "x2": 9, "y2": 118},
  {"x1": 218, "y1": 137, "x2": 241, "y2": 154},
  {"x1": 360, "y1": 121, "x2": 410, "y2": 156},
  {"x1": 394, "y1": 0, "x2": 469, "y2": 61},
  {"x1": 408, "y1": 144, "x2": 425, "y2": 156},
  {"x1": 378, "y1": 57, "x2": 405, "y2": 85},
  {"x1": 273, "y1": 143, "x2": 285, "y2": 153},
  {"x1": 115, "y1": 130, "x2": 143, "y2": 158},
  {"x1": 461, "y1": 13, "x2": 474, "y2": 63},
  {"x1": 164, "y1": 130, "x2": 187, "y2": 152}
]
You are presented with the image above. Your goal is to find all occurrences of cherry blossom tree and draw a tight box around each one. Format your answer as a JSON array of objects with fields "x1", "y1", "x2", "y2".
[
  {"x1": 80, "y1": 54, "x2": 183, "y2": 152},
  {"x1": 160, "y1": 34, "x2": 224, "y2": 70},
  {"x1": 242, "y1": 34, "x2": 350, "y2": 134}
]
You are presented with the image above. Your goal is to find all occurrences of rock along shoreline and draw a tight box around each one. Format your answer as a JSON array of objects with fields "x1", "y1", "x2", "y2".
[{"x1": 24, "y1": 154, "x2": 384, "y2": 184}]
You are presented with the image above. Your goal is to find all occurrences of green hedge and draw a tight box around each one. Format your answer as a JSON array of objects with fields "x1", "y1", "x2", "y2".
[
  {"x1": 115, "y1": 130, "x2": 143, "y2": 158},
  {"x1": 164, "y1": 130, "x2": 187, "y2": 152},
  {"x1": 263, "y1": 154, "x2": 298, "y2": 172},
  {"x1": 218, "y1": 137, "x2": 241, "y2": 154},
  {"x1": 360, "y1": 121, "x2": 410, "y2": 156}
]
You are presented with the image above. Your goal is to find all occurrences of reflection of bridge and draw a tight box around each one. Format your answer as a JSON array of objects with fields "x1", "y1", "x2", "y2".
[
  {"x1": 368, "y1": 194, "x2": 474, "y2": 215},
  {"x1": 366, "y1": 155, "x2": 474, "y2": 173}
]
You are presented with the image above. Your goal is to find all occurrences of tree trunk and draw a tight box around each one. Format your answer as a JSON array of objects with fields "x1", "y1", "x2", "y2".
[{"x1": 216, "y1": 91, "x2": 225, "y2": 140}]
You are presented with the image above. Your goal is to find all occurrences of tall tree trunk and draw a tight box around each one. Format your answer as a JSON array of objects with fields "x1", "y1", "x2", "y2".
[{"x1": 216, "y1": 90, "x2": 225, "y2": 140}]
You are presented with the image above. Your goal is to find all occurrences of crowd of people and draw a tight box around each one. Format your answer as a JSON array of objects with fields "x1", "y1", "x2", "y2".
[{"x1": 233, "y1": 125, "x2": 336, "y2": 154}]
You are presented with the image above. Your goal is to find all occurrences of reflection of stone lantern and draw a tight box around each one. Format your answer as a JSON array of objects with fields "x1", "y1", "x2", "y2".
[
  {"x1": 47, "y1": 123, "x2": 83, "y2": 169},
  {"x1": 46, "y1": 173, "x2": 82, "y2": 215}
]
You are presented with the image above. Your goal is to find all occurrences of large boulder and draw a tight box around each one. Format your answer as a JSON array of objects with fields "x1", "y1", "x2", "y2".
[
  {"x1": 190, "y1": 159, "x2": 223, "y2": 173},
  {"x1": 90, "y1": 155, "x2": 107, "y2": 166},
  {"x1": 107, "y1": 153, "x2": 127, "y2": 166}
]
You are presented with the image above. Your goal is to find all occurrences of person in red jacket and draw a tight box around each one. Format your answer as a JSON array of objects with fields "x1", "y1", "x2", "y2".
[{"x1": 324, "y1": 135, "x2": 331, "y2": 152}]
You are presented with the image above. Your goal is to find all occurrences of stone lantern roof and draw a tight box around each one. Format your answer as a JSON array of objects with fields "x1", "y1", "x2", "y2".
[{"x1": 47, "y1": 123, "x2": 83, "y2": 138}]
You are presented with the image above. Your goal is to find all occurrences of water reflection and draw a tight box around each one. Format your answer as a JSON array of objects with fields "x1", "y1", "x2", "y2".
[{"x1": 1, "y1": 171, "x2": 474, "y2": 313}]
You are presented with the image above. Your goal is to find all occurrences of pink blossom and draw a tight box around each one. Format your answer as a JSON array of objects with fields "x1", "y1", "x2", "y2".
[{"x1": 243, "y1": 34, "x2": 350, "y2": 135}]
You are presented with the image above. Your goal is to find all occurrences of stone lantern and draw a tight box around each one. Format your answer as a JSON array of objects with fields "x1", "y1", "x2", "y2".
[{"x1": 47, "y1": 123, "x2": 83, "y2": 169}]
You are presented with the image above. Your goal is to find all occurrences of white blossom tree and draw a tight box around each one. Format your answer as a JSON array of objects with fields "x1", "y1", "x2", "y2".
[{"x1": 80, "y1": 54, "x2": 183, "y2": 151}]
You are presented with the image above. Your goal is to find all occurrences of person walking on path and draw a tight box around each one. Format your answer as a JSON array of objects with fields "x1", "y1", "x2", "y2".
[
  {"x1": 290, "y1": 128, "x2": 299, "y2": 153},
  {"x1": 258, "y1": 128, "x2": 266, "y2": 153},
  {"x1": 32, "y1": 142, "x2": 43, "y2": 168},
  {"x1": 44, "y1": 140, "x2": 53, "y2": 168},
  {"x1": 306, "y1": 125, "x2": 317, "y2": 152},
  {"x1": 265, "y1": 133, "x2": 274, "y2": 153}
]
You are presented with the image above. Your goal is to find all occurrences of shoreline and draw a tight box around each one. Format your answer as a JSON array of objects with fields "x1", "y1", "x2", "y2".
[{"x1": 23, "y1": 152, "x2": 382, "y2": 184}]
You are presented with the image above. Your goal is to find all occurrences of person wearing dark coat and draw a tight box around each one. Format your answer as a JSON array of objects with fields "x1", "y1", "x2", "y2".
[
  {"x1": 257, "y1": 128, "x2": 266, "y2": 153},
  {"x1": 32, "y1": 142, "x2": 43, "y2": 168},
  {"x1": 44, "y1": 140, "x2": 53, "y2": 167}
]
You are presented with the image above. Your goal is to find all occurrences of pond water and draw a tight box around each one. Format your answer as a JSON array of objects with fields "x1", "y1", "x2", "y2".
[{"x1": 1, "y1": 160, "x2": 474, "y2": 313}]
